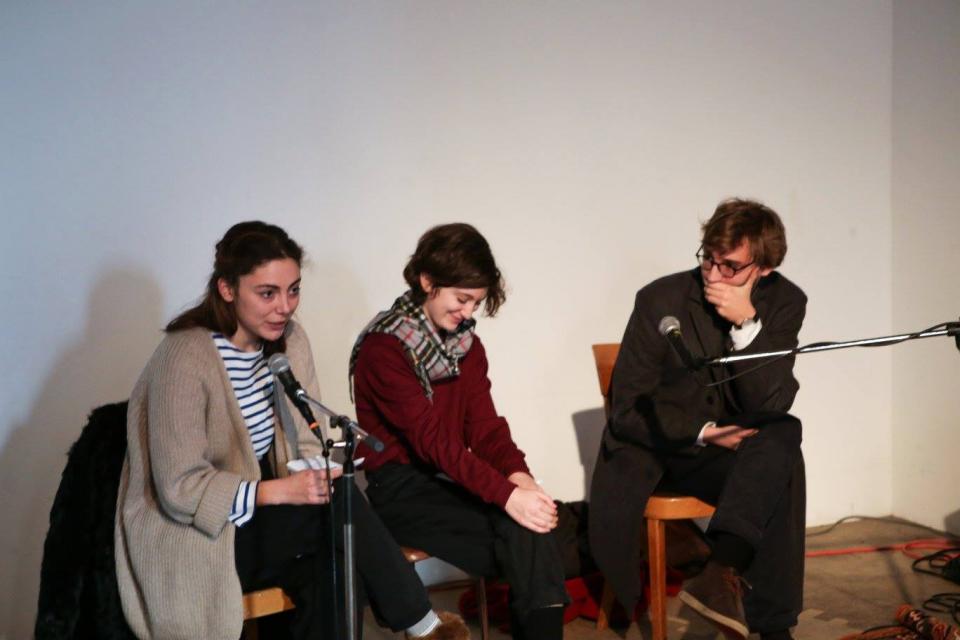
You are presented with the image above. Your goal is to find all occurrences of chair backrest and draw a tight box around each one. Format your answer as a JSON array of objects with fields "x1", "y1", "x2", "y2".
[{"x1": 591, "y1": 343, "x2": 620, "y2": 418}]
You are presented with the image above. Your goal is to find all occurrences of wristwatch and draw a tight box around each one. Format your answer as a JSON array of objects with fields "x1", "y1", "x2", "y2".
[{"x1": 736, "y1": 313, "x2": 759, "y2": 330}]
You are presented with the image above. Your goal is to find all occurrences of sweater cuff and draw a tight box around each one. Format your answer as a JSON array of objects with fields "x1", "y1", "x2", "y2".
[
  {"x1": 501, "y1": 461, "x2": 531, "y2": 480},
  {"x1": 194, "y1": 472, "x2": 242, "y2": 538},
  {"x1": 491, "y1": 477, "x2": 518, "y2": 509}
]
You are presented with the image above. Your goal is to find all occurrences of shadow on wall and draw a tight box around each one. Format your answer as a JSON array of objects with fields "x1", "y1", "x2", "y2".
[
  {"x1": 571, "y1": 408, "x2": 606, "y2": 499},
  {"x1": 0, "y1": 268, "x2": 163, "y2": 639},
  {"x1": 945, "y1": 508, "x2": 960, "y2": 537}
]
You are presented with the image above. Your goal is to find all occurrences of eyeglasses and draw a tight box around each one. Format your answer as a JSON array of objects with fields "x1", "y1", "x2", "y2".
[{"x1": 696, "y1": 246, "x2": 755, "y2": 278}]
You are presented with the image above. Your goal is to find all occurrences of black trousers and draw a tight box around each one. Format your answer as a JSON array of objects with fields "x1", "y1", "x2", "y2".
[
  {"x1": 235, "y1": 475, "x2": 433, "y2": 639},
  {"x1": 659, "y1": 411, "x2": 806, "y2": 634},
  {"x1": 364, "y1": 464, "x2": 570, "y2": 620}
]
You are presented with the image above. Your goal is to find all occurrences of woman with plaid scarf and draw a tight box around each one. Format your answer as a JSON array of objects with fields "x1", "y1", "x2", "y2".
[{"x1": 351, "y1": 223, "x2": 570, "y2": 639}]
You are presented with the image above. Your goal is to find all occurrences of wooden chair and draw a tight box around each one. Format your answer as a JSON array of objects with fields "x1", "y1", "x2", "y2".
[
  {"x1": 241, "y1": 587, "x2": 295, "y2": 639},
  {"x1": 591, "y1": 343, "x2": 716, "y2": 640},
  {"x1": 401, "y1": 546, "x2": 490, "y2": 640}
]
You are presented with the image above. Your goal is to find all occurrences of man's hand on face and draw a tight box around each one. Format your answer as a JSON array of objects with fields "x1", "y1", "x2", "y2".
[{"x1": 704, "y1": 267, "x2": 760, "y2": 327}]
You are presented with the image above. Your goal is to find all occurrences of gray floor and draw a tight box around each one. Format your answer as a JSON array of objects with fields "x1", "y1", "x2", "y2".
[{"x1": 363, "y1": 517, "x2": 959, "y2": 639}]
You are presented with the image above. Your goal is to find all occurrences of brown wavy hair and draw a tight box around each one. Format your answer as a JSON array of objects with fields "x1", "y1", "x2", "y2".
[
  {"x1": 166, "y1": 221, "x2": 303, "y2": 353},
  {"x1": 701, "y1": 198, "x2": 787, "y2": 270},
  {"x1": 403, "y1": 223, "x2": 506, "y2": 316}
]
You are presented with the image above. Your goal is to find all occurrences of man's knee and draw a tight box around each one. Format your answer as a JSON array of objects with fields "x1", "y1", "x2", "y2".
[
  {"x1": 776, "y1": 414, "x2": 802, "y2": 448},
  {"x1": 747, "y1": 412, "x2": 801, "y2": 448}
]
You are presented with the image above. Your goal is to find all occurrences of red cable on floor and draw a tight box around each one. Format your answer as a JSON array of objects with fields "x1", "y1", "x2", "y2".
[{"x1": 806, "y1": 538, "x2": 959, "y2": 559}]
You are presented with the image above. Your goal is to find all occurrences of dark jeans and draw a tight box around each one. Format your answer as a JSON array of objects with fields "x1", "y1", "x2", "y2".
[
  {"x1": 365, "y1": 463, "x2": 570, "y2": 620},
  {"x1": 659, "y1": 411, "x2": 806, "y2": 634},
  {"x1": 235, "y1": 475, "x2": 433, "y2": 639}
]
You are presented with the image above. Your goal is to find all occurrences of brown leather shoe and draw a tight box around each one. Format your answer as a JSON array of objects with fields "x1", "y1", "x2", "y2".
[
  {"x1": 678, "y1": 561, "x2": 749, "y2": 639},
  {"x1": 405, "y1": 611, "x2": 471, "y2": 640}
]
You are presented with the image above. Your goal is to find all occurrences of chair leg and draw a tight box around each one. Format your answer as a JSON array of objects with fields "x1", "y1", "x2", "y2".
[
  {"x1": 477, "y1": 577, "x2": 489, "y2": 640},
  {"x1": 647, "y1": 517, "x2": 668, "y2": 640},
  {"x1": 595, "y1": 580, "x2": 615, "y2": 631}
]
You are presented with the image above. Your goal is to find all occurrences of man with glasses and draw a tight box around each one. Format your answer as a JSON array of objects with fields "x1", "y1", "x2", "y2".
[{"x1": 590, "y1": 198, "x2": 806, "y2": 640}]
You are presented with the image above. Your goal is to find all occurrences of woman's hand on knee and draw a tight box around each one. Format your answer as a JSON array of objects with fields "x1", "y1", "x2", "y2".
[
  {"x1": 256, "y1": 469, "x2": 338, "y2": 506},
  {"x1": 505, "y1": 487, "x2": 559, "y2": 534}
]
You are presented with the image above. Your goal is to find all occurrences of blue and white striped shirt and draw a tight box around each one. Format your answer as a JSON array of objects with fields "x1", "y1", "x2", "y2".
[{"x1": 213, "y1": 333, "x2": 276, "y2": 527}]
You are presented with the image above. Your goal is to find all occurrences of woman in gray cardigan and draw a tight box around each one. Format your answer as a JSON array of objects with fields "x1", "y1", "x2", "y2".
[{"x1": 114, "y1": 221, "x2": 469, "y2": 640}]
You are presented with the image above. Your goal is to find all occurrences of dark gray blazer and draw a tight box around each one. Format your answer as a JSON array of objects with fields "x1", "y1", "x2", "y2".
[{"x1": 588, "y1": 268, "x2": 806, "y2": 611}]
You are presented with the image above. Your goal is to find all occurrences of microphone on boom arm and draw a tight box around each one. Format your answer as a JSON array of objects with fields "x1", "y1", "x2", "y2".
[
  {"x1": 268, "y1": 353, "x2": 321, "y2": 432},
  {"x1": 658, "y1": 316, "x2": 704, "y2": 372},
  {"x1": 267, "y1": 353, "x2": 386, "y2": 452}
]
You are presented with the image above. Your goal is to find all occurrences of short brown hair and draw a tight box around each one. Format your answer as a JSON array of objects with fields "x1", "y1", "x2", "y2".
[
  {"x1": 701, "y1": 198, "x2": 787, "y2": 269},
  {"x1": 403, "y1": 223, "x2": 506, "y2": 316}
]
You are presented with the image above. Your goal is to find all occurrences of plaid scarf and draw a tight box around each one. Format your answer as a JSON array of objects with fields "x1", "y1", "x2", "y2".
[{"x1": 350, "y1": 291, "x2": 476, "y2": 400}]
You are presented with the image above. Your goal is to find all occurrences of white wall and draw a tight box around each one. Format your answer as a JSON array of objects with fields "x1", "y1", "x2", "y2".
[
  {"x1": 1, "y1": 1, "x2": 936, "y2": 637},
  {"x1": 891, "y1": 0, "x2": 960, "y2": 534}
]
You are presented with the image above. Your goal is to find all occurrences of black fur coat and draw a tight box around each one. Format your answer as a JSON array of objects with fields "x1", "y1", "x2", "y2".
[{"x1": 35, "y1": 401, "x2": 136, "y2": 640}]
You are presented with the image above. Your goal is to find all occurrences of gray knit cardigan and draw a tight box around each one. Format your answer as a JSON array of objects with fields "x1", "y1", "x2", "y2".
[{"x1": 114, "y1": 322, "x2": 325, "y2": 639}]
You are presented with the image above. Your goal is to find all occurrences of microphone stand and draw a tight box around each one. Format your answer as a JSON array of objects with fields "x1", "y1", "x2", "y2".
[
  {"x1": 704, "y1": 321, "x2": 960, "y2": 367},
  {"x1": 296, "y1": 393, "x2": 384, "y2": 640}
]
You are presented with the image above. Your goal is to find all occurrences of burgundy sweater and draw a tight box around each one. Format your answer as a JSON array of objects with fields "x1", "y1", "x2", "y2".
[{"x1": 353, "y1": 332, "x2": 529, "y2": 507}]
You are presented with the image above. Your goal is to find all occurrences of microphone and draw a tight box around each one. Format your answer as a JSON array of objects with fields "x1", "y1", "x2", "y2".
[
  {"x1": 267, "y1": 353, "x2": 320, "y2": 430},
  {"x1": 268, "y1": 353, "x2": 386, "y2": 453},
  {"x1": 658, "y1": 316, "x2": 703, "y2": 371}
]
